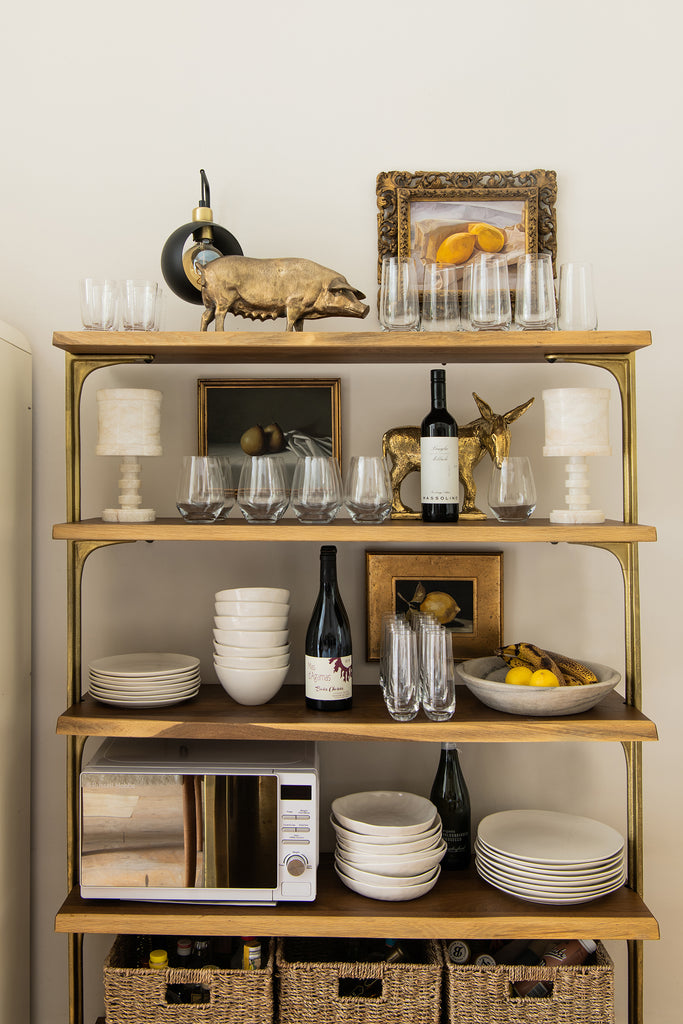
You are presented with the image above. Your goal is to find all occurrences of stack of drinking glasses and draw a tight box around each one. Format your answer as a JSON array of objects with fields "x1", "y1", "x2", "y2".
[
  {"x1": 80, "y1": 278, "x2": 163, "y2": 331},
  {"x1": 380, "y1": 612, "x2": 456, "y2": 722}
]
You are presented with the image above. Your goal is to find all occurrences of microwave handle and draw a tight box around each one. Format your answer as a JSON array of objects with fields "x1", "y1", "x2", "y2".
[{"x1": 182, "y1": 776, "x2": 197, "y2": 888}]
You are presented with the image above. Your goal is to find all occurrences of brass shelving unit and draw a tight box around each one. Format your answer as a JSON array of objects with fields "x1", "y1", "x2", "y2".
[{"x1": 52, "y1": 329, "x2": 657, "y2": 1024}]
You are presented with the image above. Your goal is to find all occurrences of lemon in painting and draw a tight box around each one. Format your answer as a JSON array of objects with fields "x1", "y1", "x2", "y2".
[
  {"x1": 504, "y1": 666, "x2": 533, "y2": 686},
  {"x1": 467, "y1": 223, "x2": 506, "y2": 253},
  {"x1": 435, "y1": 232, "x2": 476, "y2": 265},
  {"x1": 529, "y1": 669, "x2": 560, "y2": 687},
  {"x1": 419, "y1": 591, "x2": 460, "y2": 624}
]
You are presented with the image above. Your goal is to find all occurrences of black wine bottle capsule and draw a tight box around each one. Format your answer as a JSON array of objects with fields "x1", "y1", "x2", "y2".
[{"x1": 305, "y1": 545, "x2": 352, "y2": 711}]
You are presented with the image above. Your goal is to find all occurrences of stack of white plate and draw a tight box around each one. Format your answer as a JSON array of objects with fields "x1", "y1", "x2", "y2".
[
  {"x1": 213, "y1": 587, "x2": 290, "y2": 705},
  {"x1": 88, "y1": 653, "x2": 201, "y2": 708},
  {"x1": 331, "y1": 790, "x2": 445, "y2": 901},
  {"x1": 475, "y1": 809, "x2": 627, "y2": 905}
]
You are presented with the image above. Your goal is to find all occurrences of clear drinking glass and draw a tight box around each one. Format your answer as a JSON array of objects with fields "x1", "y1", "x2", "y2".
[
  {"x1": 514, "y1": 254, "x2": 557, "y2": 330},
  {"x1": 176, "y1": 456, "x2": 224, "y2": 522},
  {"x1": 291, "y1": 456, "x2": 343, "y2": 523},
  {"x1": 383, "y1": 626, "x2": 420, "y2": 721},
  {"x1": 468, "y1": 254, "x2": 511, "y2": 330},
  {"x1": 558, "y1": 262, "x2": 598, "y2": 330},
  {"x1": 79, "y1": 278, "x2": 119, "y2": 330},
  {"x1": 344, "y1": 455, "x2": 392, "y2": 523},
  {"x1": 120, "y1": 280, "x2": 160, "y2": 331},
  {"x1": 487, "y1": 456, "x2": 537, "y2": 521},
  {"x1": 379, "y1": 256, "x2": 420, "y2": 331},
  {"x1": 237, "y1": 456, "x2": 289, "y2": 523},
  {"x1": 420, "y1": 626, "x2": 456, "y2": 721},
  {"x1": 421, "y1": 263, "x2": 460, "y2": 331},
  {"x1": 215, "y1": 456, "x2": 235, "y2": 519},
  {"x1": 379, "y1": 614, "x2": 406, "y2": 694}
]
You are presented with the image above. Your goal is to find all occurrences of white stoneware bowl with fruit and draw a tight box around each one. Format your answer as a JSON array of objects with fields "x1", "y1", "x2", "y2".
[{"x1": 456, "y1": 656, "x2": 621, "y2": 716}]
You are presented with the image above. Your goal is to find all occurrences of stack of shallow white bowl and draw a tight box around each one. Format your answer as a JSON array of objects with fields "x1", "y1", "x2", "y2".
[
  {"x1": 331, "y1": 791, "x2": 445, "y2": 901},
  {"x1": 88, "y1": 653, "x2": 200, "y2": 708},
  {"x1": 475, "y1": 809, "x2": 626, "y2": 905},
  {"x1": 213, "y1": 587, "x2": 290, "y2": 705}
]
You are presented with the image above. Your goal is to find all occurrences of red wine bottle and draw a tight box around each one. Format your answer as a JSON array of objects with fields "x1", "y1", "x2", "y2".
[
  {"x1": 305, "y1": 546, "x2": 352, "y2": 711},
  {"x1": 430, "y1": 742, "x2": 471, "y2": 869},
  {"x1": 420, "y1": 368, "x2": 459, "y2": 522}
]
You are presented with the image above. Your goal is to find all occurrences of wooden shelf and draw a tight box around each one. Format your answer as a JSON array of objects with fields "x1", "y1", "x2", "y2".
[
  {"x1": 52, "y1": 517, "x2": 657, "y2": 544},
  {"x1": 52, "y1": 329, "x2": 652, "y2": 364},
  {"x1": 57, "y1": 685, "x2": 658, "y2": 743},
  {"x1": 55, "y1": 859, "x2": 659, "y2": 940}
]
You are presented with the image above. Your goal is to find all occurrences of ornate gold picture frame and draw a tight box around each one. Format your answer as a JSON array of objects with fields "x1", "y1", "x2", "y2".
[
  {"x1": 376, "y1": 169, "x2": 557, "y2": 295},
  {"x1": 366, "y1": 550, "x2": 503, "y2": 662}
]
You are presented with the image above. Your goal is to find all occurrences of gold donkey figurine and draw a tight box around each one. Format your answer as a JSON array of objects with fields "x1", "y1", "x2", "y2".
[{"x1": 382, "y1": 392, "x2": 534, "y2": 519}]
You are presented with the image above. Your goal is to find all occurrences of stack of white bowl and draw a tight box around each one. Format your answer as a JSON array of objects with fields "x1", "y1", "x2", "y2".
[
  {"x1": 331, "y1": 791, "x2": 445, "y2": 901},
  {"x1": 213, "y1": 587, "x2": 290, "y2": 705}
]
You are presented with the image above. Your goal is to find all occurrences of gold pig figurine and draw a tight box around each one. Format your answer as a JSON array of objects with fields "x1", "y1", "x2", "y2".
[{"x1": 382, "y1": 392, "x2": 534, "y2": 519}]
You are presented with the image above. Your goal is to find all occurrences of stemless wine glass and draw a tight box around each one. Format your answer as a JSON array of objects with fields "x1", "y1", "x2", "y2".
[
  {"x1": 558, "y1": 262, "x2": 598, "y2": 330},
  {"x1": 237, "y1": 456, "x2": 289, "y2": 523},
  {"x1": 421, "y1": 263, "x2": 460, "y2": 331},
  {"x1": 383, "y1": 626, "x2": 420, "y2": 721},
  {"x1": 379, "y1": 256, "x2": 420, "y2": 331},
  {"x1": 514, "y1": 254, "x2": 557, "y2": 330},
  {"x1": 176, "y1": 456, "x2": 224, "y2": 523},
  {"x1": 291, "y1": 456, "x2": 343, "y2": 523},
  {"x1": 344, "y1": 455, "x2": 392, "y2": 523},
  {"x1": 468, "y1": 254, "x2": 511, "y2": 330},
  {"x1": 487, "y1": 456, "x2": 537, "y2": 521}
]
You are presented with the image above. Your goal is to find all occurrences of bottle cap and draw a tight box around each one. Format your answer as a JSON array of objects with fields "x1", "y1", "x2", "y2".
[
  {"x1": 579, "y1": 939, "x2": 598, "y2": 953},
  {"x1": 149, "y1": 949, "x2": 168, "y2": 968}
]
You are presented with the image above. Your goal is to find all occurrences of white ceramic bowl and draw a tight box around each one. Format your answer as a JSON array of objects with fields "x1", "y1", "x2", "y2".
[
  {"x1": 335, "y1": 841, "x2": 446, "y2": 877},
  {"x1": 331, "y1": 791, "x2": 437, "y2": 836},
  {"x1": 215, "y1": 600, "x2": 290, "y2": 617},
  {"x1": 334, "y1": 858, "x2": 439, "y2": 888},
  {"x1": 335, "y1": 863, "x2": 440, "y2": 901},
  {"x1": 456, "y1": 656, "x2": 621, "y2": 717},
  {"x1": 215, "y1": 587, "x2": 290, "y2": 604},
  {"x1": 330, "y1": 814, "x2": 441, "y2": 849},
  {"x1": 213, "y1": 628, "x2": 289, "y2": 648},
  {"x1": 214, "y1": 615, "x2": 289, "y2": 631},
  {"x1": 213, "y1": 641, "x2": 290, "y2": 659},
  {"x1": 214, "y1": 652, "x2": 290, "y2": 670},
  {"x1": 213, "y1": 662, "x2": 288, "y2": 704},
  {"x1": 335, "y1": 832, "x2": 442, "y2": 858}
]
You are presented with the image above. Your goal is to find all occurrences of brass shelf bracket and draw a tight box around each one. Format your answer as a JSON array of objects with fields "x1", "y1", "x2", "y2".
[
  {"x1": 66, "y1": 352, "x2": 154, "y2": 522},
  {"x1": 545, "y1": 352, "x2": 637, "y2": 523}
]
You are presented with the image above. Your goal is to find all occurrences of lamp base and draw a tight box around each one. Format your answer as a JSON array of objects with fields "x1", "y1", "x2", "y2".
[
  {"x1": 102, "y1": 508, "x2": 156, "y2": 523},
  {"x1": 549, "y1": 508, "x2": 605, "y2": 524}
]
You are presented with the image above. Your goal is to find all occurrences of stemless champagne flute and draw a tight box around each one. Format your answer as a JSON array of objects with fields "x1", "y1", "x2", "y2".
[
  {"x1": 487, "y1": 456, "x2": 537, "y2": 521},
  {"x1": 176, "y1": 456, "x2": 225, "y2": 523},
  {"x1": 344, "y1": 455, "x2": 392, "y2": 523},
  {"x1": 514, "y1": 254, "x2": 557, "y2": 330},
  {"x1": 421, "y1": 263, "x2": 460, "y2": 331},
  {"x1": 379, "y1": 256, "x2": 420, "y2": 331},
  {"x1": 420, "y1": 626, "x2": 456, "y2": 721},
  {"x1": 291, "y1": 456, "x2": 343, "y2": 523},
  {"x1": 468, "y1": 254, "x2": 511, "y2": 330},
  {"x1": 558, "y1": 262, "x2": 598, "y2": 330},
  {"x1": 237, "y1": 456, "x2": 289, "y2": 523},
  {"x1": 384, "y1": 625, "x2": 420, "y2": 721}
]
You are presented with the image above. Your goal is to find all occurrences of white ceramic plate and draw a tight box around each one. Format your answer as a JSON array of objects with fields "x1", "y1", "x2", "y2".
[
  {"x1": 215, "y1": 587, "x2": 290, "y2": 603},
  {"x1": 88, "y1": 653, "x2": 200, "y2": 677},
  {"x1": 335, "y1": 840, "x2": 446, "y2": 877},
  {"x1": 334, "y1": 857, "x2": 439, "y2": 888},
  {"x1": 331, "y1": 791, "x2": 437, "y2": 836},
  {"x1": 330, "y1": 814, "x2": 441, "y2": 849},
  {"x1": 456, "y1": 656, "x2": 620, "y2": 717},
  {"x1": 213, "y1": 641, "x2": 290, "y2": 659},
  {"x1": 89, "y1": 689, "x2": 199, "y2": 708},
  {"x1": 474, "y1": 838, "x2": 625, "y2": 879},
  {"x1": 89, "y1": 679, "x2": 199, "y2": 696},
  {"x1": 477, "y1": 810, "x2": 624, "y2": 864},
  {"x1": 335, "y1": 863, "x2": 440, "y2": 901},
  {"x1": 89, "y1": 671, "x2": 200, "y2": 688},
  {"x1": 214, "y1": 615, "x2": 289, "y2": 631},
  {"x1": 475, "y1": 861, "x2": 626, "y2": 904},
  {"x1": 213, "y1": 628, "x2": 289, "y2": 648},
  {"x1": 475, "y1": 853, "x2": 626, "y2": 891}
]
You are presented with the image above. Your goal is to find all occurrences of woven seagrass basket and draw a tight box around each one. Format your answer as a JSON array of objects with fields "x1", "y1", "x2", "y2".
[
  {"x1": 442, "y1": 940, "x2": 614, "y2": 1024},
  {"x1": 103, "y1": 935, "x2": 274, "y2": 1024},
  {"x1": 276, "y1": 937, "x2": 443, "y2": 1024}
]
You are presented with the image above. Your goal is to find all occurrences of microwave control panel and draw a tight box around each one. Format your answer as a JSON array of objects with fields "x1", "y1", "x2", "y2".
[{"x1": 278, "y1": 774, "x2": 318, "y2": 899}]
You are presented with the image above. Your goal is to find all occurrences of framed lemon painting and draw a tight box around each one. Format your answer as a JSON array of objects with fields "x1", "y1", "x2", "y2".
[
  {"x1": 365, "y1": 550, "x2": 503, "y2": 662},
  {"x1": 376, "y1": 169, "x2": 557, "y2": 295}
]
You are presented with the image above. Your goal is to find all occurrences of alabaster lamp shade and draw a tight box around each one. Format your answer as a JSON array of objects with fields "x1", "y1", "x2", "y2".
[
  {"x1": 96, "y1": 388, "x2": 162, "y2": 522},
  {"x1": 542, "y1": 387, "x2": 611, "y2": 524}
]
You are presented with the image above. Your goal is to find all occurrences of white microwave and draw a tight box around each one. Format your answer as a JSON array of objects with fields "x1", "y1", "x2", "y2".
[{"x1": 79, "y1": 737, "x2": 318, "y2": 904}]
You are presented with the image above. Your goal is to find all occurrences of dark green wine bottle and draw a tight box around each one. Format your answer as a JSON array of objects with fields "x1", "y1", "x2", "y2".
[{"x1": 429, "y1": 742, "x2": 471, "y2": 869}]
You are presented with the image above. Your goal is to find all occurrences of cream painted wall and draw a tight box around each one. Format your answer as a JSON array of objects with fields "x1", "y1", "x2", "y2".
[{"x1": 2, "y1": 1, "x2": 680, "y2": 1021}]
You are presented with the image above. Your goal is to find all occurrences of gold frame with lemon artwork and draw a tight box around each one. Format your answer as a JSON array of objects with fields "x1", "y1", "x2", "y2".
[
  {"x1": 376, "y1": 169, "x2": 557, "y2": 299},
  {"x1": 365, "y1": 550, "x2": 503, "y2": 662},
  {"x1": 198, "y1": 377, "x2": 341, "y2": 488}
]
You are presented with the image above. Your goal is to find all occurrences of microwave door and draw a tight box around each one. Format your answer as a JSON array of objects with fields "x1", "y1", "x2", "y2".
[{"x1": 204, "y1": 774, "x2": 278, "y2": 890}]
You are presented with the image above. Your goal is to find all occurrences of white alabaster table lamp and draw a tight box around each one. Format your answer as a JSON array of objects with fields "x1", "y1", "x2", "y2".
[
  {"x1": 96, "y1": 388, "x2": 162, "y2": 522},
  {"x1": 542, "y1": 388, "x2": 611, "y2": 524}
]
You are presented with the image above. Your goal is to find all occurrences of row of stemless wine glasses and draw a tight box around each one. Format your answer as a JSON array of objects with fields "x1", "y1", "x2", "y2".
[
  {"x1": 176, "y1": 454, "x2": 393, "y2": 524},
  {"x1": 380, "y1": 255, "x2": 597, "y2": 332}
]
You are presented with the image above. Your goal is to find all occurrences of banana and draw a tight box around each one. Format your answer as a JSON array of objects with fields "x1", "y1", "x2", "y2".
[
  {"x1": 544, "y1": 650, "x2": 598, "y2": 686},
  {"x1": 496, "y1": 643, "x2": 567, "y2": 686}
]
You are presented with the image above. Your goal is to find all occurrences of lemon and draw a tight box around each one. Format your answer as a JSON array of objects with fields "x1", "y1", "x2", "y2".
[
  {"x1": 504, "y1": 666, "x2": 533, "y2": 686},
  {"x1": 529, "y1": 669, "x2": 560, "y2": 687},
  {"x1": 435, "y1": 232, "x2": 476, "y2": 265},
  {"x1": 419, "y1": 591, "x2": 460, "y2": 624}
]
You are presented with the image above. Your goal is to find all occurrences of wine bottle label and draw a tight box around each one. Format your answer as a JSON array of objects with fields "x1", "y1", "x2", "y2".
[
  {"x1": 420, "y1": 437, "x2": 459, "y2": 503},
  {"x1": 305, "y1": 655, "x2": 352, "y2": 700},
  {"x1": 442, "y1": 829, "x2": 469, "y2": 852}
]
